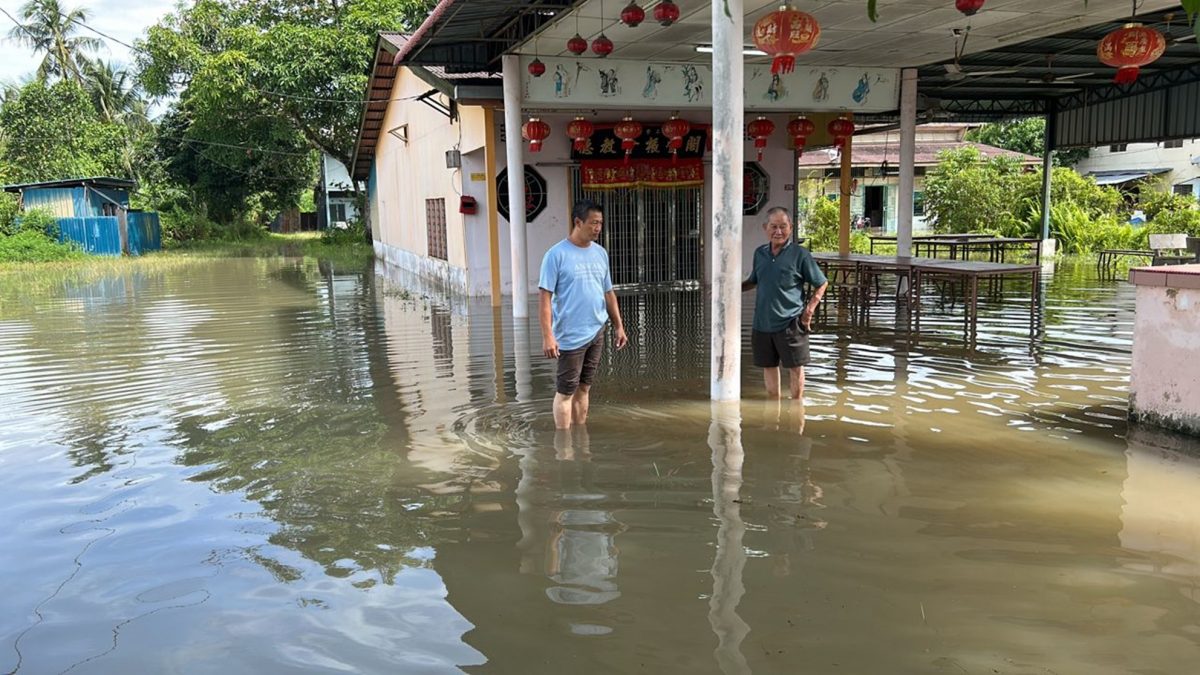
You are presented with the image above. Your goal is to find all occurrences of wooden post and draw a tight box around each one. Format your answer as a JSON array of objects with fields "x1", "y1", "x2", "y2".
[
  {"x1": 838, "y1": 113, "x2": 854, "y2": 256},
  {"x1": 483, "y1": 106, "x2": 502, "y2": 307}
]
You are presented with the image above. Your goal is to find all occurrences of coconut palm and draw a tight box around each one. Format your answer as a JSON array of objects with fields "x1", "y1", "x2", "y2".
[
  {"x1": 81, "y1": 58, "x2": 149, "y2": 128},
  {"x1": 7, "y1": 0, "x2": 103, "y2": 84}
]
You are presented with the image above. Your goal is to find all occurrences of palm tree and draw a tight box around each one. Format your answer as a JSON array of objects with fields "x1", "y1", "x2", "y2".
[
  {"x1": 7, "y1": 0, "x2": 103, "y2": 84},
  {"x1": 81, "y1": 58, "x2": 148, "y2": 128}
]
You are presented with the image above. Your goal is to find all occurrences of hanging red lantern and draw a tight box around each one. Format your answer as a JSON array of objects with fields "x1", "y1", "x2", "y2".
[
  {"x1": 566, "y1": 116, "x2": 595, "y2": 153},
  {"x1": 752, "y1": 4, "x2": 821, "y2": 75},
  {"x1": 827, "y1": 116, "x2": 854, "y2": 150},
  {"x1": 613, "y1": 116, "x2": 643, "y2": 165},
  {"x1": 747, "y1": 117, "x2": 776, "y2": 162},
  {"x1": 522, "y1": 118, "x2": 551, "y2": 153},
  {"x1": 653, "y1": 0, "x2": 680, "y2": 27},
  {"x1": 592, "y1": 33, "x2": 614, "y2": 57},
  {"x1": 621, "y1": 2, "x2": 645, "y2": 27},
  {"x1": 661, "y1": 115, "x2": 691, "y2": 164},
  {"x1": 786, "y1": 116, "x2": 815, "y2": 156},
  {"x1": 528, "y1": 58, "x2": 546, "y2": 77},
  {"x1": 955, "y1": 0, "x2": 985, "y2": 16},
  {"x1": 567, "y1": 33, "x2": 588, "y2": 55},
  {"x1": 1097, "y1": 23, "x2": 1166, "y2": 85}
]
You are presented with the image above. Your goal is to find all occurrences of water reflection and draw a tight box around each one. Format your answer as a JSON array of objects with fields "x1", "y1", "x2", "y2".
[{"x1": 4, "y1": 257, "x2": 1200, "y2": 673}]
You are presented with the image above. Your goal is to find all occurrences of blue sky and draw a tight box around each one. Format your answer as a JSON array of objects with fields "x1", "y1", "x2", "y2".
[{"x1": 0, "y1": 0, "x2": 177, "y2": 85}]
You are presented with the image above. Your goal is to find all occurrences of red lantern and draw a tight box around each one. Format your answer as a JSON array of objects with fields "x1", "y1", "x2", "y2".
[
  {"x1": 752, "y1": 4, "x2": 821, "y2": 75},
  {"x1": 566, "y1": 116, "x2": 595, "y2": 153},
  {"x1": 592, "y1": 33, "x2": 614, "y2": 57},
  {"x1": 827, "y1": 116, "x2": 854, "y2": 150},
  {"x1": 653, "y1": 0, "x2": 680, "y2": 27},
  {"x1": 613, "y1": 116, "x2": 643, "y2": 164},
  {"x1": 955, "y1": 0, "x2": 985, "y2": 16},
  {"x1": 662, "y1": 115, "x2": 691, "y2": 163},
  {"x1": 1097, "y1": 23, "x2": 1166, "y2": 85},
  {"x1": 786, "y1": 116, "x2": 815, "y2": 156},
  {"x1": 528, "y1": 58, "x2": 545, "y2": 77},
  {"x1": 567, "y1": 33, "x2": 588, "y2": 55},
  {"x1": 621, "y1": 2, "x2": 645, "y2": 27},
  {"x1": 747, "y1": 117, "x2": 776, "y2": 162},
  {"x1": 522, "y1": 118, "x2": 551, "y2": 153}
]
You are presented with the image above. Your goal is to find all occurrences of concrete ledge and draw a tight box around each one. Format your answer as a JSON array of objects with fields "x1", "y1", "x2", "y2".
[
  {"x1": 1129, "y1": 264, "x2": 1200, "y2": 289},
  {"x1": 373, "y1": 240, "x2": 469, "y2": 297}
]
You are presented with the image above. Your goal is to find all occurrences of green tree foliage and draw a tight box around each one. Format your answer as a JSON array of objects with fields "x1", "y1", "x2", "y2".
[
  {"x1": 6, "y1": 0, "x2": 103, "y2": 84},
  {"x1": 965, "y1": 118, "x2": 1089, "y2": 167},
  {"x1": 137, "y1": 0, "x2": 433, "y2": 198},
  {"x1": 923, "y1": 147, "x2": 1198, "y2": 254},
  {"x1": 0, "y1": 78, "x2": 129, "y2": 182},
  {"x1": 800, "y1": 195, "x2": 870, "y2": 253}
]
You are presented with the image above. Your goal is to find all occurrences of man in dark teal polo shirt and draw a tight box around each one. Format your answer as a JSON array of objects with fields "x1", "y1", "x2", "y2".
[{"x1": 741, "y1": 207, "x2": 828, "y2": 400}]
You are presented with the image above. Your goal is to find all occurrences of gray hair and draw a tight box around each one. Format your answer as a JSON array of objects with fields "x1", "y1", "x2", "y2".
[{"x1": 765, "y1": 206, "x2": 790, "y2": 221}]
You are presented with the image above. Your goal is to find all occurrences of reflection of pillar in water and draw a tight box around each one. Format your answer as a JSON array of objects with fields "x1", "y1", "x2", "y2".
[
  {"x1": 707, "y1": 402, "x2": 750, "y2": 675},
  {"x1": 1120, "y1": 436, "x2": 1200, "y2": 582},
  {"x1": 545, "y1": 427, "x2": 621, "y2": 606},
  {"x1": 513, "y1": 314, "x2": 534, "y2": 403},
  {"x1": 491, "y1": 305, "x2": 506, "y2": 404}
]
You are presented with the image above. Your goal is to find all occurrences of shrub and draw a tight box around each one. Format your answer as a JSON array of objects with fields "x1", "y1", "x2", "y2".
[
  {"x1": 16, "y1": 208, "x2": 60, "y2": 240},
  {"x1": 0, "y1": 193, "x2": 19, "y2": 237},
  {"x1": 160, "y1": 206, "x2": 218, "y2": 244},
  {"x1": 320, "y1": 219, "x2": 367, "y2": 246},
  {"x1": 0, "y1": 228, "x2": 84, "y2": 263},
  {"x1": 798, "y1": 197, "x2": 869, "y2": 253}
]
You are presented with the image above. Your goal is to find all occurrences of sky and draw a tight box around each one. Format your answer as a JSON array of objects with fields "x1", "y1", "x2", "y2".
[{"x1": 0, "y1": 0, "x2": 177, "y2": 85}]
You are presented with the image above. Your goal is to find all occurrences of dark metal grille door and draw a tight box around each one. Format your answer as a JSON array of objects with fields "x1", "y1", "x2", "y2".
[{"x1": 570, "y1": 167, "x2": 703, "y2": 289}]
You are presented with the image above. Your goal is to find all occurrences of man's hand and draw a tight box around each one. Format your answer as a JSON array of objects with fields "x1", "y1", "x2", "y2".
[
  {"x1": 543, "y1": 337, "x2": 560, "y2": 359},
  {"x1": 800, "y1": 307, "x2": 814, "y2": 332},
  {"x1": 614, "y1": 326, "x2": 629, "y2": 350}
]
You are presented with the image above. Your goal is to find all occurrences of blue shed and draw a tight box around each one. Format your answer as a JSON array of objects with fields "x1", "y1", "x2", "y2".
[{"x1": 2, "y1": 177, "x2": 161, "y2": 256}]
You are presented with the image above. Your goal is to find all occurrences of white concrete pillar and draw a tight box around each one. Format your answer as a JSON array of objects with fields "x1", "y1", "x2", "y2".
[
  {"x1": 502, "y1": 55, "x2": 529, "y2": 319},
  {"x1": 710, "y1": 0, "x2": 744, "y2": 402},
  {"x1": 1039, "y1": 102, "x2": 1057, "y2": 244},
  {"x1": 897, "y1": 68, "x2": 917, "y2": 258}
]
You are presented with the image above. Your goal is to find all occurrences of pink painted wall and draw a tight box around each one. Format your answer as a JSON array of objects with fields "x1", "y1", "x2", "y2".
[{"x1": 1129, "y1": 265, "x2": 1200, "y2": 436}]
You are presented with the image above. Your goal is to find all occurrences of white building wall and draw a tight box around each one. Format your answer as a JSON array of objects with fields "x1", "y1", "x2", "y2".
[{"x1": 1073, "y1": 139, "x2": 1200, "y2": 196}]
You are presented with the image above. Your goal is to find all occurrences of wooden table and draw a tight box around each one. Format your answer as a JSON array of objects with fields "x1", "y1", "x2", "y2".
[
  {"x1": 911, "y1": 259, "x2": 1041, "y2": 343},
  {"x1": 914, "y1": 237, "x2": 1042, "y2": 265},
  {"x1": 867, "y1": 233, "x2": 987, "y2": 255}
]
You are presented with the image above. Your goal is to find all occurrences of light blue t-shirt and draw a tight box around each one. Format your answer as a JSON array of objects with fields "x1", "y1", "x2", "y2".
[{"x1": 538, "y1": 239, "x2": 614, "y2": 351}]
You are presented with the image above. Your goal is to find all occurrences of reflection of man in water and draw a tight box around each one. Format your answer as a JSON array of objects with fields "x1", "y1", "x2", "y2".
[
  {"x1": 760, "y1": 401, "x2": 825, "y2": 577},
  {"x1": 741, "y1": 207, "x2": 828, "y2": 400},
  {"x1": 538, "y1": 200, "x2": 629, "y2": 429},
  {"x1": 545, "y1": 426, "x2": 623, "y2": 606}
]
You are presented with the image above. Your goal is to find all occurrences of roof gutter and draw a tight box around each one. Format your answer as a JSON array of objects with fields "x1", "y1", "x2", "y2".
[{"x1": 393, "y1": 0, "x2": 459, "y2": 66}]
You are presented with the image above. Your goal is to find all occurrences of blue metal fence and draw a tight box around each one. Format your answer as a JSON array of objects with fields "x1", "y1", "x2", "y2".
[
  {"x1": 56, "y1": 217, "x2": 121, "y2": 255},
  {"x1": 128, "y1": 212, "x2": 162, "y2": 255}
]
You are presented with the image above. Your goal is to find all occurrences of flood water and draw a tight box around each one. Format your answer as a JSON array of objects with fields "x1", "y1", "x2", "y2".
[{"x1": 2, "y1": 256, "x2": 1199, "y2": 674}]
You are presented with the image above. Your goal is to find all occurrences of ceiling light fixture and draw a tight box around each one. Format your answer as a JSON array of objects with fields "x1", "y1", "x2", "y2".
[{"x1": 695, "y1": 45, "x2": 768, "y2": 56}]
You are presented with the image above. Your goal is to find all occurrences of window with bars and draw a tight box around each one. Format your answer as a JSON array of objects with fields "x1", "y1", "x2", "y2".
[{"x1": 426, "y1": 198, "x2": 448, "y2": 260}]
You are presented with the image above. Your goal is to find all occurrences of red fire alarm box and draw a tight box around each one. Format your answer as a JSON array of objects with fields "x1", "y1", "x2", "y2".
[{"x1": 459, "y1": 195, "x2": 477, "y2": 215}]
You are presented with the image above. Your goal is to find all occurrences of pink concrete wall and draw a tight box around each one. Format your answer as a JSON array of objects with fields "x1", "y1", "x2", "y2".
[{"x1": 1129, "y1": 266, "x2": 1200, "y2": 436}]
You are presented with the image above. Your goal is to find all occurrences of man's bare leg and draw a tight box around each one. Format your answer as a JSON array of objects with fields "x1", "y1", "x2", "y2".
[
  {"x1": 553, "y1": 392, "x2": 574, "y2": 430},
  {"x1": 763, "y1": 367, "x2": 782, "y2": 399},
  {"x1": 571, "y1": 384, "x2": 591, "y2": 425},
  {"x1": 788, "y1": 366, "x2": 805, "y2": 400}
]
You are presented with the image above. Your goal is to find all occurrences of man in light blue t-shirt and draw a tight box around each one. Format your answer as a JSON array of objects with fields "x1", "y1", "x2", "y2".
[{"x1": 538, "y1": 200, "x2": 628, "y2": 429}]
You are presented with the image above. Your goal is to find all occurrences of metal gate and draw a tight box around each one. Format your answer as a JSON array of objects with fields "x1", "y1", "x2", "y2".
[{"x1": 570, "y1": 167, "x2": 703, "y2": 290}]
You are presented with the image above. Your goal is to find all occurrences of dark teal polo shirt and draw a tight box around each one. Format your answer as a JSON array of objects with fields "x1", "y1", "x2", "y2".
[{"x1": 747, "y1": 240, "x2": 828, "y2": 333}]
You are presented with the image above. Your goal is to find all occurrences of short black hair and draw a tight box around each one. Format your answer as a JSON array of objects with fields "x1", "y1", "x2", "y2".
[{"x1": 572, "y1": 199, "x2": 603, "y2": 228}]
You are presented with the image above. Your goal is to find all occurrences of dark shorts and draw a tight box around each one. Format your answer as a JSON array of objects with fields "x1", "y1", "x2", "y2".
[
  {"x1": 752, "y1": 320, "x2": 810, "y2": 369},
  {"x1": 556, "y1": 330, "x2": 604, "y2": 396}
]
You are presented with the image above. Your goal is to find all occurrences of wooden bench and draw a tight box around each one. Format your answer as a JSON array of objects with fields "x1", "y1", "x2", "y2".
[{"x1": 1149, "y1": 233, "x2": 1196, "y2": 266}]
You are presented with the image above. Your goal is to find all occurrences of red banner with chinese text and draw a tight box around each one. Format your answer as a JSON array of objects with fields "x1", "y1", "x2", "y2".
[{"x1": 580, "y1": 159, "x2": 705, "y2": 190}]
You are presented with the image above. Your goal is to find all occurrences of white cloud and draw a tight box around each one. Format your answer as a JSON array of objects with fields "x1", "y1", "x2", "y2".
[{"x1": 0, "y1": 0, "x2": 177, "y2": 86}]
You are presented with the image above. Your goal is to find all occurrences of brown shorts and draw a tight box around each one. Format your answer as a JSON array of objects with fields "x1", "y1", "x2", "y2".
[
  {"x1": 556, "y1": 330, "x2": 605, "y2": 396},
  {"x1": 751, "y1": 320, "x2": 810, "y2": 369}
]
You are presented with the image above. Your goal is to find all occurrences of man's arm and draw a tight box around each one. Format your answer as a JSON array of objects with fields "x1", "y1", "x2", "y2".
[
  {"x1": 800, "y1": 282, "x2": 827, "y2": 330},
  {"x1": 741, "y1": 279, "x2": 756, "y2": 292},
  {"x1": 539, "y1": 289, "x2": 559, "y2": 358},
  {"x1": 604, "y1": 290, "x2": 628, "y2": 350}
]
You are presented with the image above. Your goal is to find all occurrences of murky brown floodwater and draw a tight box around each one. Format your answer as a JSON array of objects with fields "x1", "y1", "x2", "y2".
[{"x1": 2, "y1": 256, "x2": 1198, "y2": 674}]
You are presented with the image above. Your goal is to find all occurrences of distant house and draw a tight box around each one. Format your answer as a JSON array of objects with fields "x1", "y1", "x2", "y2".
[
  {"x1": 797, "y1": 124, "x2": 1041, "y2": 232},
  {"x1": 1071, "y1": 139, "x2": 1200, "y2": 199},
  {"x1": 2, "y1": 177, "x2": 161, "y2": 255},
  {"x1": 317, "y1": 154, "x2": 360, "y2": 229}
]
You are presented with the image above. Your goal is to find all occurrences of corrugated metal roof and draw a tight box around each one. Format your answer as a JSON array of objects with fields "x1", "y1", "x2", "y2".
[{"x1": 3, "y1": 177, "x2": 136, "y2": 193}]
